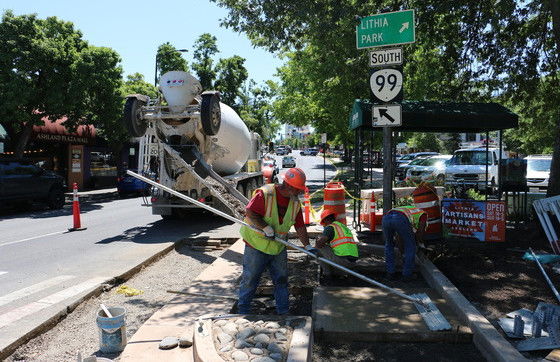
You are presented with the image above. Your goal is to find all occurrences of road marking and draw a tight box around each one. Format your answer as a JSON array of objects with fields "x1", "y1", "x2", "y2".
[
  {"x1": 0, "y1": 275, "x2": 75, "y2": 307},
  {"x1": 0, "y1": 231, "x2": 65, "y2": 248},
  {"x1": 0, "y1": 276, "x2": 107, "y2": 329},
  {"x1": 0, "y1": 271, "x2": 7, "y2": 277}
]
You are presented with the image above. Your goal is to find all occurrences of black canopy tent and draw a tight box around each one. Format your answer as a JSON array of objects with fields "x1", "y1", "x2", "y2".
[{"x1": 349, "y1": 99, "x2": 519, "y2": 231}]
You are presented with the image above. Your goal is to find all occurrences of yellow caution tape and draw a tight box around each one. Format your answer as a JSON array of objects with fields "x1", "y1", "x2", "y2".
[{"x1": 116, "y1": 285, "x2": 144, "y2": 297}]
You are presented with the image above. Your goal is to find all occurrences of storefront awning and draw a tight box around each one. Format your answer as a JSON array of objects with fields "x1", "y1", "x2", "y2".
[{"x1": 32, "y1": 117, "x2": 96, "y2": 144}]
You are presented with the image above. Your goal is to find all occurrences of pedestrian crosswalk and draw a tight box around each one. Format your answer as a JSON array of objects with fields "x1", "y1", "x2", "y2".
[{"x1": 0, "y1": 275, "x2": 107, "y2": 329}]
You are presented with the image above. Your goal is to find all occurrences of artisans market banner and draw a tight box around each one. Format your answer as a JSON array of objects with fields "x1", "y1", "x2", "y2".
[{"x1": 441, "y1": 199, "x2": 506, "y2": 242}]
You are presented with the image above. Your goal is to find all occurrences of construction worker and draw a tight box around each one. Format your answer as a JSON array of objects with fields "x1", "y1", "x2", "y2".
[
  {"x1": 315, "y1": 209, "x2": 359, "y2": 279},
  {"x1": 238, "y1": 167, "x2": 315, "y2": 315},
  {"x1": 382, "y1": 205, "x2": 427, "y2": 282}
]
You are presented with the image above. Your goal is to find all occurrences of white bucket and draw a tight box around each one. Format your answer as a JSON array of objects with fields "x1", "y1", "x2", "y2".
[{"x1": 159, "y1": 71, "x2": 202, "y2": 113}]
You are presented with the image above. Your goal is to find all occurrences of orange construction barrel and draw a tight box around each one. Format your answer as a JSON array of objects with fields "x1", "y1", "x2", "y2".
[
  {"x1": 323, "y1": 182, "x2": 347, "y2": 225},
  {"x1": 412, "y1": 184, "x2": 441, "y2": 237}
]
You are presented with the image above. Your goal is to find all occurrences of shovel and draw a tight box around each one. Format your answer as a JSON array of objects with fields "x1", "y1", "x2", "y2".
[{"x1": 127, "y1": 170, "x2": 451, "y2": 331}]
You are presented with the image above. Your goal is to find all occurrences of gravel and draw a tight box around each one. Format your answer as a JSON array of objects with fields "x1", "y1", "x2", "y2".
[{"x1": 5, "y1": 242, "x2": 225, "y2": 362}]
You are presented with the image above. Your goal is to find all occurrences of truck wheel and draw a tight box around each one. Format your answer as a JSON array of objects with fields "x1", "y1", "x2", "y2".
[
  {"x1": 201, "y1": 92, "x2": 221, "y2": 136},
  {"x1": 47, "y1": 188, "x2": 65, "y2": 209},
  {"x1": 124, "y1": 97, "x2": 147, "y2": 137}
]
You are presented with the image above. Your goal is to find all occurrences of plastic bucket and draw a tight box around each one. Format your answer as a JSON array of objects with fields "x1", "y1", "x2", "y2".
[{"x1": 96, "y1": 306, "x2": 127, "y2": 353}]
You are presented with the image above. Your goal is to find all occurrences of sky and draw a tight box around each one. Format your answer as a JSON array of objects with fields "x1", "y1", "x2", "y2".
[{"x1": 1, "y1": 0, "x2": 284, "y2": 85}]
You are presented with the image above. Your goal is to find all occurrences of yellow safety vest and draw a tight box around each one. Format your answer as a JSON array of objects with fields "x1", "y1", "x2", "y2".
[
  {"x1": 240, "y1": 184, "x2": 301, "y2": 255},
  {"x1": 391, "y1": 206, "x2": 427, "y2": 232},
  {"x1": 328, "y1": 221, "x2": 359, "y2": 258}
]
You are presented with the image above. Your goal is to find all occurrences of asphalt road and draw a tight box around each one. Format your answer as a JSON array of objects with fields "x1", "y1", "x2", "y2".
[
  {"x1": 0, "y1": 197, "x2": 239, "y2": 356},
  {"x1": 0, "y1": 152, "x2": 335, "y2": 356}
]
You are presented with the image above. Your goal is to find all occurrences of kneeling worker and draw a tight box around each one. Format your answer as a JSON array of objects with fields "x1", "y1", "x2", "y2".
[
  {"x1": 382, "y1": 205, "x2": 427, "y2": 282},
  {"x1": 315, "y1": 209, "x2": 359, "y2": 278},
  {"x1": 238, "y1": 167, "x2": 313, "y2": 315}
]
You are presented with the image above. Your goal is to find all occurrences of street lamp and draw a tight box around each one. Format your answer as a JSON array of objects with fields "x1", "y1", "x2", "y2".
[{"x1": 154, "y1": 48, "x2": 189, "y2": 86}]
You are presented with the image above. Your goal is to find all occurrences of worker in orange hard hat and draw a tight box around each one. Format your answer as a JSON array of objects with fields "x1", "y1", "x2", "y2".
[
  {"x1": 238, "y1": 167, "x2": 313, "y2": 315},
  {"x1": 313, "y1": 209, "x2": 359, "y2": 280}
]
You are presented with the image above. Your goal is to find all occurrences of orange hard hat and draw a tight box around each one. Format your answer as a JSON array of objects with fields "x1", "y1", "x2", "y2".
[
  {"x1": 282, "y1": 167, "x2": 306, "y2": 190},
  {"x1": 320, "y1": 208, "x2": 337, "y2": 226}
]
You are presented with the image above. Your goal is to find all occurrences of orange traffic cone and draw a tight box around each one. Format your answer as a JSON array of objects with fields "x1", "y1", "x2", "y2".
[
  {"x1": 303, "y1": 187, "x2": 311, "y2": 225},
  {"x1": 68, "y1": 183, "x2": 86, "y2": 231},
  {"x1": 369, "y1": 192, "x2": 376, "y2": 231}
]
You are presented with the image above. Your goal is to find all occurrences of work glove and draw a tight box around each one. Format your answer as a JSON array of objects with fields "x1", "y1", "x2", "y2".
[
  {"x1": 305, "y1": 244, "x2": 319, "y2": 256},
  {"x1": 262, "y1": 225, "x2": 275, "y2": 238}
]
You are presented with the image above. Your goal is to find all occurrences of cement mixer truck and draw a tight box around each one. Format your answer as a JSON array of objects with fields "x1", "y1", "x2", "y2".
[{"x1": 123, "y1": 71, "x2": 263, "y2": 219}]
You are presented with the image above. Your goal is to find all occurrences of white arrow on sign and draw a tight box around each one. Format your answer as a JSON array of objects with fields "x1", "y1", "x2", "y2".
[
  {"x1": 370, "y1": 68, "x2": 403, "y2": 102},
  {"x1": 399, "y1": 22, "x2": 409, "y2": 33},
  {"x1": 372, "y1": 104, "x2": 402, "y2": 127}
]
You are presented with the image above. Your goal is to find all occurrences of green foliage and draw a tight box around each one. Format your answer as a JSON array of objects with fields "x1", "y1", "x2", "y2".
[
  {"x1": 407, "y1": 133, "x2": 441, "y2": 152},
  {"x1": 214, "y1": 55, "x2": 248, "y2": 107},
  {"x1": 156, "y1": 42, "x2": 188, "y2": 82},
  {"x1": 122, "y1": 73, "x2": 158, "y2": 99},
  {"x1": 191, "y1": 33, "x2": 218, "y2": 90},
  {"x1": 238, "y1": 80, "x2": 280, "y2": 142},
  {"x1": 0, "y1": 10, "x2": 123, "y2": 156},
  {"x1": 439, "y1": 133, "x2": 462, "y2": 154}
]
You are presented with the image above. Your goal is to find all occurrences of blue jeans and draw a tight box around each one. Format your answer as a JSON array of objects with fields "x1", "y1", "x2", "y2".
[
  {"x1": 238, "y1": 245, "x2": 289, "y2": 315},
  {"x1": 382, "y1": 211, "x2": 416, "y2": 277}
]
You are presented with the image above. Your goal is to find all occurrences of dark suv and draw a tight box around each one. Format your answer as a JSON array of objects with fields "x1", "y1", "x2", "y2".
[{"x1": 0, "y1": 159, "x2": 66, "y2": 209}]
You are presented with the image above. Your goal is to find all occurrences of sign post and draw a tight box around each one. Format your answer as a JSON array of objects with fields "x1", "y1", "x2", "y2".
[
  {"x1": 321, "y1": 133, "x2": 327, "y2": 189},
  {"x1": 357, "y1": 9, "x2": 415, "y2": 215}
]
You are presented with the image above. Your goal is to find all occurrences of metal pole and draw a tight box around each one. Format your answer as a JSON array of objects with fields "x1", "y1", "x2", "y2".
[
  {"x1": 323, "y1": 144, "x2": 326, "y2": 189},
  {"x1": 383, "y1": 127, "x2": 393, "y2": 213},
  {"x1": 485, "y1": 131, "x2": 489, "y2": 201},
  {"x1": 154, "y1": 54, "x2": 158, "y2": 87},
  {"x1": 127, "y1": 170, "x2": 426, "y2": 307},
  {"x1": 529, "y1": 248, "x2": 560, "y2": 303}
]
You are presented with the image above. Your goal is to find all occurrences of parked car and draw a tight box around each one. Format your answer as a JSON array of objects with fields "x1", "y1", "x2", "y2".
[
  {"x1": 405, "y1": 155, "x2": 452, "y2": 183},
  {"x1": 117, "y1": 171, "x2": 152, "y2": 197},
  {"x1": 275, "y1": 147, "x2": 289, "y2": 156},
  {"x1": 525, "y1": 154, "x2": 552, "y2": 190},
  {"x1": 445, "y1": 147, "x2": 506, "y2": 190},
  {"x1": 301, "y1": 147, "x2": 319, "y2": 156},
  {"x1": 0, "y1": 158, "x2": 66, "y2": 209},
  {"x1": 282, "y1": 156, "x2": 296, "y2": 168},
  {"x1": 395, "y1": 156, "x2": 432, "y2": 181},
  {"x1": 396, "y1": 152, "x2": 439, "y2": 167}
]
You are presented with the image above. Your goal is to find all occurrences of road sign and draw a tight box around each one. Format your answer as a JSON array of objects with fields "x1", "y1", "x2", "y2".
[
  {"x1": 370, "y1": 47, "x2": 403, "y2": 67},
  {"x1": 356, "y1": 9, "x2": 415, "y2": 49},
  {"x1": 372, "y1": 104, "x2": 402, "y2": 127},
  {"x1": 370, "y1": 68, "x2": 403, "y2": 102},
  {"x1": 321, "y1": 133, "x2": 327, "y2": 144}
]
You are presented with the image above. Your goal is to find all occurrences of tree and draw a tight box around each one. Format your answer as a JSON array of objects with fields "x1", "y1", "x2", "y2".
[
  {"x1": 239, "y1": 80, "x2": 280, "y2": 142},
  {"x1": 155, "y1": 42, "x2": 188, "y2": 84},
  {"x1": 212, "y1": 0, "x2": 560, "y2": 195},
  {"x1": 191, "y1": 33, "x2": 218, "y2": 90},
  {"x1": 0, "y1": 11, "x2": 123, "y2": 158},
  {"x1": 407, "y1": 133, "x2": 441, "y2": 152},
  {"x1": 439, "y1": 133, "x2": 462, "y2": 154},
  {"x1": 214, "y1": 55, "x2": 248, "y2": 107}
]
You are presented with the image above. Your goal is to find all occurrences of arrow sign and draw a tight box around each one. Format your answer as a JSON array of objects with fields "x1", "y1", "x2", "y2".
[
  {"x1": 399, "y1": 22, "x2": 409, "y2": 33},
  {"x1": 372, "y1": 104, "x2": 402, "y2": 127},
  {"x1": 356, "y1": 9, "x2": 415, "y2": 49}
]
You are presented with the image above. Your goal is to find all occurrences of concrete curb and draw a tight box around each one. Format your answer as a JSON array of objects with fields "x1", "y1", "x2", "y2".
[
  {"x1": 417, "y1": 252, "x2": 528, "y2": 362},
  {"x1": 0, "y1": 242, "x2": 177, "y2": 360}
]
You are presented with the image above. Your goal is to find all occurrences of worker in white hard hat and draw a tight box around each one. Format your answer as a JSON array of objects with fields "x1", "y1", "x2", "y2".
[{"x1": 238, "y1": 167, "x2": 315, "y2": 315}]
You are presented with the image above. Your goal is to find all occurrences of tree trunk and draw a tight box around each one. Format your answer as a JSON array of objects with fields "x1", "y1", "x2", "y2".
[
  {"x1": 14, "y1": 122, "x2": 34, "y2": 158},
  {"x1": 547, "y1": 0, "x2": 560, "y2": 197}
]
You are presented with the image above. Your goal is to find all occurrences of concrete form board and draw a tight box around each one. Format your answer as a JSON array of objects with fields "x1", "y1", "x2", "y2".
[
  {"x1": 312, "y1": 286, "x2": 470, "y2": 343},
  {"x1": 417, "y1": 253, "x2": 528, "y2": 361}
]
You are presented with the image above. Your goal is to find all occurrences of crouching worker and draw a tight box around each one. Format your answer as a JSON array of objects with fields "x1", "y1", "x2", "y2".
[
  {"x1": 315, "y1": 209, "x2": 359, "y2": 278},
  {"x1": 238, "y1": 168, "x2": 312, "y2": 315},
  {"x1": 382, "y1": 206, "x2": 427, "y2": 282}
]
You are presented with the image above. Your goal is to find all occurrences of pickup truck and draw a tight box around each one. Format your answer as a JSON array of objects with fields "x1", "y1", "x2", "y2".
[{"x1": 445, "y1": 148, "x2": 506, "y2": 190}]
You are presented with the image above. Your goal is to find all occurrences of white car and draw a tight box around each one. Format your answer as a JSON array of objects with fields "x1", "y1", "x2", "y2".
[
  {"x1": 282, "y1": 156, "x2": 296, "y2": 168},
  {"x1": 406, "y1": 155, "x2": 452, "y2": 183},
  {"x1": 525, "y1": 155, "x2": 552, "y2": 190}
]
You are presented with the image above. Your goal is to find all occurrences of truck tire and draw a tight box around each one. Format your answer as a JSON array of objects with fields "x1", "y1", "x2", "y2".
[
  {"x1": 124, "y1": 97, "x2": 147, "y2": 137},
  {"x1": 200, "y1": 92, "x2": 221, "y2": 136}
]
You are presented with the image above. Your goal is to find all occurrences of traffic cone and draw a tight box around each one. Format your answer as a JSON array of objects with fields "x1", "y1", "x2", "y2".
[
  {"x1": 303, "y1": 187, "x2": 311, "y2": 225},
  {"x1": 369, "y1": 192, "x2": 376, "y2": 231},
  {"x1": 68, "y1": 183, "x2": 86, "y2": 231}
]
